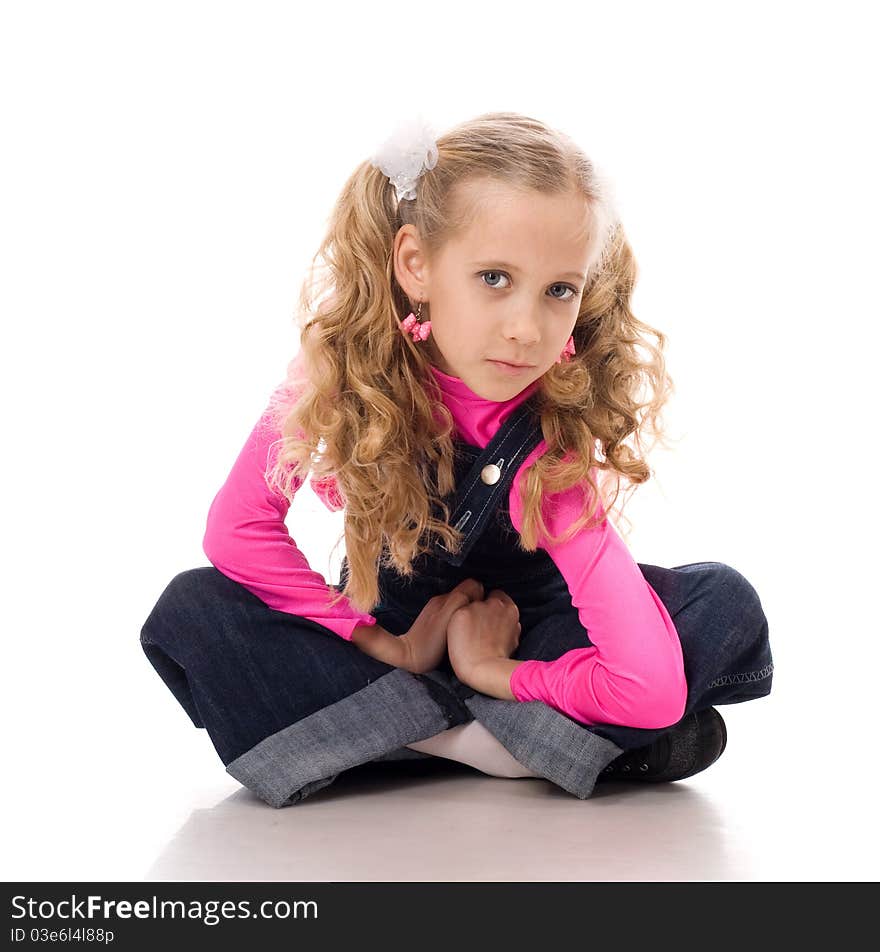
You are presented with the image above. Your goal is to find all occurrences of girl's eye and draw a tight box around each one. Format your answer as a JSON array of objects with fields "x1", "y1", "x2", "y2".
[
  {"x1": 480, "y1": 270, "x2": 510, "y2": 290},
  {"x1": 548, "y1": 283, "x2": 578, "y2": 301},
  {"x1": 479, "y1": 271, "x2": 579, "y2": 301}
]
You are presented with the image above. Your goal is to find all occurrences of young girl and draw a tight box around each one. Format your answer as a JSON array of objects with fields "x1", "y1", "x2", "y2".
[{"x1": 140, "y1": 112, "x2": 773, "y2": 808}]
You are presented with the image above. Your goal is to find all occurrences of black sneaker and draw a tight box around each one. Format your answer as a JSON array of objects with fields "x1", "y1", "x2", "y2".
[{"x1": 596, "y1": 707, "x2": 727, "y2": 783}]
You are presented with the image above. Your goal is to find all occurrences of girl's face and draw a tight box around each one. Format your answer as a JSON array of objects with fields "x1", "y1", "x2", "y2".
[{"x1": 395, "y1": 179, "x2": 595, "y2": 401}]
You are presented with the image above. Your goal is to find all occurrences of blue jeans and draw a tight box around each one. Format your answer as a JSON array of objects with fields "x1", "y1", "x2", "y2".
[{"x1": 140, "y1": 399, "x2": 772, "y2": 806}]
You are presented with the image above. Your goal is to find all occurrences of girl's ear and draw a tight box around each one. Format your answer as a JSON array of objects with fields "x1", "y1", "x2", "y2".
[{"x1": 393, "y1": 224, "x2": 430, "y2": 301}]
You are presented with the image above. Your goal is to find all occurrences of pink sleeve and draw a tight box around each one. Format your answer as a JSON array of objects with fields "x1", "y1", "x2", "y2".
[
  {"x1": 201, "y1": 372, "x2": 378, "y2": 642},
  {"x1": 505, "y1": 444, "x2": 687, "y2": 729}
]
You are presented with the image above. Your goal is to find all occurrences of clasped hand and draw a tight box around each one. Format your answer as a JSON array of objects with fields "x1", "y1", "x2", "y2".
[{"x1": 401, "y1": 578, "x2": 521, "y2": 688}]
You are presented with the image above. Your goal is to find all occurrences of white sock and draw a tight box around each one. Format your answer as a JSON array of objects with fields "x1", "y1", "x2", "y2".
[{"x1": 406, "y1": 721, "x2": 540, "y2": 779}]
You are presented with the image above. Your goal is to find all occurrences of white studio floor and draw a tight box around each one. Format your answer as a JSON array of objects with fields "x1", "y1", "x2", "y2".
[{"x1": 4, "y1": 665, "x2": 876, "y2": 881}]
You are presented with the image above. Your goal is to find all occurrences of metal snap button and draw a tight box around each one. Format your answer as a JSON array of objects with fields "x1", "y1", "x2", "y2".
[{"x1": 481, "y1": 463, "x2": 501, "y2": 485}]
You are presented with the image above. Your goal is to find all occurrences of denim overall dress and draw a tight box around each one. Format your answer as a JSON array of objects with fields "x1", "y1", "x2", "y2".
[{"x1": 140, "y1": 394, "x2": 773, "y2": 808}]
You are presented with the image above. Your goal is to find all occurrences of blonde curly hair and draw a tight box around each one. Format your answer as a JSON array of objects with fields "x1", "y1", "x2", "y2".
[{"x1": 264, "y1": 111, "x2": 677, "y2": 616}]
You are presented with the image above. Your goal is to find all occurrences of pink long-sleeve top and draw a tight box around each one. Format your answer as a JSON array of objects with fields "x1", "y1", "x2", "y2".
[{"x1": 203, "y1": 355, "x2": 688, "y2": 730}]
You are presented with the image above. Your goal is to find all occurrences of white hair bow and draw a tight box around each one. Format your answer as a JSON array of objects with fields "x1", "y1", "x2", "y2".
[{"x1": 369, "y1": 115, "x2": 439, "y2": 202}]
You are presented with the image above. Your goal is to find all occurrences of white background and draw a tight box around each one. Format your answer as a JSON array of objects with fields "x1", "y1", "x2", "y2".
[{"x1": 1, "y1": 0, "x2": 877, "y2": 881}]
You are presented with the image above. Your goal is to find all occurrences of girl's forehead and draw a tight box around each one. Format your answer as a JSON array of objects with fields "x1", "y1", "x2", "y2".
[
  {"x1": 445, "y1": 193, "x2": 593, "y2": 266},
  {"x1": 450, "y1": 181, "x2": 591, "y2": 243}
]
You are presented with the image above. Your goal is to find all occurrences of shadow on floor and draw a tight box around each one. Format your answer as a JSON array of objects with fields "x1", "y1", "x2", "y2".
[{"x1": 145, "y1": 758, "x2": 741, "y2": 881}]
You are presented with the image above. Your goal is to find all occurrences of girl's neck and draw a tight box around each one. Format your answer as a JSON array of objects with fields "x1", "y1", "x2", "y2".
[{"x1": 424, "y1": 361, "x2": 541, "y2": 449}]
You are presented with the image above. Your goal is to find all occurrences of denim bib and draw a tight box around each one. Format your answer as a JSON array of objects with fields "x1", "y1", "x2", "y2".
[{"x1": 366, "y1": 393, "x2": 574, "y2": 634}]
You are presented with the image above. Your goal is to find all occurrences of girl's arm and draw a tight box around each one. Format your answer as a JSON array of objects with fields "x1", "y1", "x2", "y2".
[
  {"x1": 505, "y1": 445, "x2": 688, "y2": 730},
  {"x1": 202, "y1": 381, "x2": 380, "y2": 644}
]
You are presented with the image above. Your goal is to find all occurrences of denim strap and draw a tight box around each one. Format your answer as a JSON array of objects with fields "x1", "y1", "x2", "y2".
[{"x1": 435, "y1": 394, "x2": 544, "y2": 567}]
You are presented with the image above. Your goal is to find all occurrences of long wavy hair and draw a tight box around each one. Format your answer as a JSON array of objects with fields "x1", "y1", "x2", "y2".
[{"x1": 264, "y1": 112, "x2": 677, "y2": 615}]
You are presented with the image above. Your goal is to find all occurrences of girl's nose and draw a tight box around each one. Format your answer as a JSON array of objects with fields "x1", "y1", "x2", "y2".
[{"x1": 503, "y1": 317, "x2": 541, "y2": 347}]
